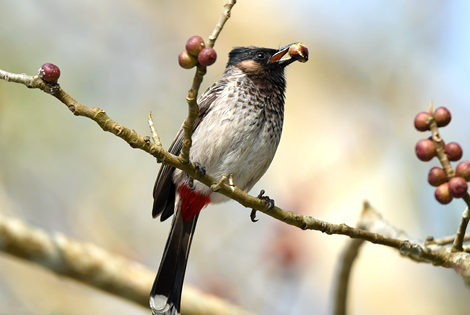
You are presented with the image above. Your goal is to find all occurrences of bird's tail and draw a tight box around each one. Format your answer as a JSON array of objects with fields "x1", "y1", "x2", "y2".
[{"x1": 150, "y1": 208, "x2": 199, "y2": 315}]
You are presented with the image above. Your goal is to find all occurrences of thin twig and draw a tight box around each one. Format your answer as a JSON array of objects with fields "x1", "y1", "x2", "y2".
[
  {"x1": 428, "y1": 115, "x2": 470, "y2": 251},
  {"x1": 228, "y1": 173, "x2": 235, "y2": 191},
  {"x1": 453, "y1": 204, "x2": 470, "y2": 252},
  {"x1": 333, "y1": 238, "x2": 364, "y2": 315},
  {"x1": 429, "y1": 118, "x2": 454, "y2": 177},
  {"x1": 426, "y1": 234, "x2": 470, "y2": 246},
  {"x1": 333, "y1": 203, "x2": 370, "y2": 315},
  {"x1": 148, "y1": 112, "x2": 162, "y2": 147},
  {"x1": 210, "y1": 175, "x2": 227, "y2": 192},
  {"x1": 208, "y1": 0, "x2": 237, "y2": 47},
  {"x1": 179, "y1": 65, "x2": 206, "y2": 163},
  {"x1": 179, "y1": 0, "x2": 236, "y2": 163}
]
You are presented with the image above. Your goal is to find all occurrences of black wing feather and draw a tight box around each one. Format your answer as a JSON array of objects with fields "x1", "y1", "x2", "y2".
[
  {"x1": 152, "y1": 133, "x2": 183, "y2": 220},
  {"x1": 152, "y1": 80, "x2": 227, "y2": 220}
]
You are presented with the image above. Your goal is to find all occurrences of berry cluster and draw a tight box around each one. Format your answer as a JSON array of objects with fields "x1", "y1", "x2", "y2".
[
  {"x1": 178, "y1": 36, "x2": 217, "y2": 69},
  {"x1": 414, "y1": 106, "x2": 470, "y2": 204}
]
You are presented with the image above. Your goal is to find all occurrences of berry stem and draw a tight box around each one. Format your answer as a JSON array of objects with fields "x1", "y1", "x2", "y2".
[
  {"x1": 429, "y1": 118, "x2": 454, "y2": 178},
  {"x1": 179, "y1": 0, "x2": 236, "y2": 163}
]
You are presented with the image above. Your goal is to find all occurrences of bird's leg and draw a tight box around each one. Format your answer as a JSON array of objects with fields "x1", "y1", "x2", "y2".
[
  {"x1": 188, "y1": 176, "x2": 195, "y2": 190},
  {"x1": 188, "y1": 162, "x2": 206, "y2": 190},
  {"x1": 193, "y1": 162, "x2": 206, "y2": 177},
  {"x1": 250, "y1": 189, "x2": 275, "y2": 222}
]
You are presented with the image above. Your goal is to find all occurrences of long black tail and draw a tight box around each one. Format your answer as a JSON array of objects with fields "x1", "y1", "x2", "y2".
[{"x1": 150, "y1": 208, "x2": 198, "y2": 315}]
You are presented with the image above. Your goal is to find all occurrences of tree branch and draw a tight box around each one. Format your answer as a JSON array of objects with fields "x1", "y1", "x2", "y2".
[
  {"x1": 453, "y1": 203, "x2": 470, "y2": 252},
  {"x1": 333, "y1": 238, "x2": 364, "y2": 315},
  {"x1": 148, "y1": 112, "x2": 162, "y2": 147},
  {"x1": 332, "y1": 202, "x2": 470, "y2": 314},
  {"x1": 2, "y1": 0, "x2": 470, "y2": 296},
  {"x1": 179, "y1": 0, "x2": 236, "y2": 163},
  {"x1": 0, "y1": 212, "x2": 253, "y2": 315},
  {"x1": 207, "y1": 0, "x2": 237, "y2": 47},
  {"x1": 2, "y1": 67, "x2": 470, "y2": 280}
]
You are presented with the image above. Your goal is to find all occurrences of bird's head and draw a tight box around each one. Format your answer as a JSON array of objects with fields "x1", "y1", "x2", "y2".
[{"x1": 227, "y1": 43, "x2": 307, "y2": 76}]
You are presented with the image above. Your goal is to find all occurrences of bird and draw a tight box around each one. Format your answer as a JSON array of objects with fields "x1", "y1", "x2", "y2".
[{"x1": 150, "y1": 43, "x2": 306, "y2": 315}]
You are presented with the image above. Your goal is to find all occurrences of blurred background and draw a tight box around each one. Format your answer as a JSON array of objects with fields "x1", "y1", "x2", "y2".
[{"x1": 1, "y1": 0, "x2": 470, "y2": 314}]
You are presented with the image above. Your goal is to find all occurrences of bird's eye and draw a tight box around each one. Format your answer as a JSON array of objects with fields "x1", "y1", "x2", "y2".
[{"x1": 256, "y1": 52, "x2": 265, "y2": 60}]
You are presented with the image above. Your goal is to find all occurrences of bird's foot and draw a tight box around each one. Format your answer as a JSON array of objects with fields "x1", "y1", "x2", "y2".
[
  {"x1": 258, "y1": 189, "x2": 275, "y2": 210},
  {"x1": 193, "y1": 162, "x2": 206, "y2": 177},
  {"x1": 250, "y1": 189, "x2": 275, "y2": 222},
  {"x1": 250, "y1": 209, "x2": 259, "y2": 222},
  {"x1": 188, "y1": 162, "x2": 206, "y2": 190}
]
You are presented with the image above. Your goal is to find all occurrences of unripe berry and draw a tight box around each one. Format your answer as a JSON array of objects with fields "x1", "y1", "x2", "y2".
[
  {"x1": 185, "y1": 36, "x2": 205, "y2": 57},
  {"x1": 415, "y1": 139, "x2": 436, "y2": 161},
  {"x1": 288, "y1": 43, "x2": 309, "y2": 63},
  {"x1": 178, "y1": 50, "x2": 197, "y2": 69},
  {"x1": 198, "y1": 48, "x2": 217, "y2": 66},
  {"x1": 414, "y1": 112, "x2": 431, "y2": 131},
  {"x1": 448, "y1": 177, "x2": 468, "y2": 198},
  {"x1": 434, "y1": 107, "x2": 451, "y2": 127},
  {"x1": 444, "y1": 142, "x2": 463, "y2": 161},
  {"x1": 428, "y1": 167, "x2": 447, "y2": 187},
  {"x1": 435, "y1": 182, "x2": 453, "y2": 204},
  {"x1": 456, "y1": 161, "x2": 470, "y2": 181},
  {"x1": 38, "y1": 63, "x2": 60, "y2": 83}
]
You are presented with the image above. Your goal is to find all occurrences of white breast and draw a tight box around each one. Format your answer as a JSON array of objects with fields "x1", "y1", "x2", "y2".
[{"x1": 173, "y1": 71, "x2": 284, "y2": 203}]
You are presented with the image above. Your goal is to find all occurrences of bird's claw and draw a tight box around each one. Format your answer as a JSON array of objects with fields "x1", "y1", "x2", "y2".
[
  {"x1": 194, "y1": 162, "x2": 206, "y2": 178},
  {"x1": 250, "y1": 209, "x2": 259, "y2": 222},
  {"x1": 250, "y1": 189, "x2": 275, "y2": 223},
  {"x1": 258, "y1": 189, "x2": 275, "y2": 210},
  {"x1": 188, "y1": 162, "x2": 206, "y2": 190}
]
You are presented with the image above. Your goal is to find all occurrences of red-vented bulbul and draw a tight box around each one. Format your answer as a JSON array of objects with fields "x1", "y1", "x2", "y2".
[{"x1": 150, "y1": 44, "x2": 303, "y2": 315}]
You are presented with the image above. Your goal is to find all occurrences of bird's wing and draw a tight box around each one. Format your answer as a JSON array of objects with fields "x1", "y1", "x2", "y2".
[{"x1": 152, "y1": 80, "x2": 227, "y2": 220}]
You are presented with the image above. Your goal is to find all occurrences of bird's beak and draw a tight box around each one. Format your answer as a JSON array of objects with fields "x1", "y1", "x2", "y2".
[{"x1": 268, "y1": 42, "x2": 308, "y2": 66}]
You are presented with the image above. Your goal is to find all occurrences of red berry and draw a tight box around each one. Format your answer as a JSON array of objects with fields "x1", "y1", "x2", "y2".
[
  {"x1": 414, "y1": 112, "x2": 431, "y2": 131},
  {"x1": 435, "y1": 182, "x2": 453, "y2": 204},
  {"x1": 448, "y1": 177, "x2": 468, "y2": 198},
  {"x1": 288, "y1": 43, "x2": 309, "y2": 63},
  {"x1": 178, "y1": 50, "x2": 197, "y2": 69},
  {"x1": 38, "y1": 63, "x2": 60, "y2": 83},
  {"x1": 185, "y1": 36, "x2": 205, "y2": 57},
  {"x1": 428, "y1": 167, "x2": 447, "y2": 187},
  {"x1": 434, "y1": 107, "x2": 451, "y2": 127},
  {"x1": 444, "y1": 142, "x2": 463, "y2": 161},
  {"x1": 198, "y1": 48, "x2": 217, "y2": 66},
  {"x1": 456, "y1": 161, "x2": 470, "y2": 181},
  {"x1": 415, "y1": 139, "x2": 436, "y2": 161}
]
